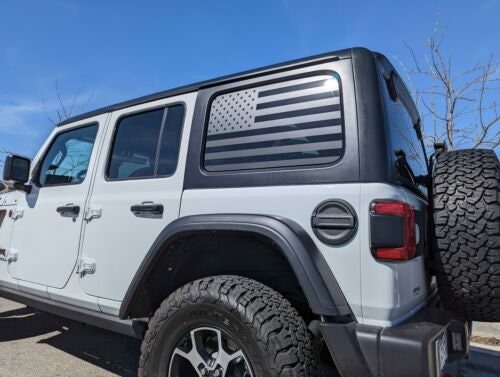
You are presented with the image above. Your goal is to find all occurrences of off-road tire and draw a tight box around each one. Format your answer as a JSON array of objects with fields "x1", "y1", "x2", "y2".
[
  {"x1": 432, "y1": 149, "x2": 500, "y2": 321},
  {"x1": 139, "y1": 275, "x2": 322, "y2": 377}
]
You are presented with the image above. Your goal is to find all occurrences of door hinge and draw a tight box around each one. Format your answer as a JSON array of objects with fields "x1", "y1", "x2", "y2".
[
  {"x1": 10, "y1": 208, "x2": 24, "y2": 220},
  {"x1": 77, "y1": 257, "x2": 96, "y2": 275},
  {"x1": 84, "y1": 205, "x2": 102, "y2": 222},
  {"x1": 0, "y1": 248, "x2": 18, "y2": 262}
]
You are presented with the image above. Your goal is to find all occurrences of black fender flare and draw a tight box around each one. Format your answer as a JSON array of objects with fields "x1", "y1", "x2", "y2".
[{"x1": 119, "y1": 214, "x2": 352, "y2": 319}]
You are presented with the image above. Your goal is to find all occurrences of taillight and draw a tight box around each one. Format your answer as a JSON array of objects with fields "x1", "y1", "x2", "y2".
[{"x1": 370, "y1": 201, "x2": 416, "y2": 261}]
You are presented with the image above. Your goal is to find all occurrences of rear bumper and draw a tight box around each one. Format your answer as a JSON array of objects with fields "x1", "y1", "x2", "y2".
[{"x1": 320, "y1": 298, "x2": 470, "y2": 377}]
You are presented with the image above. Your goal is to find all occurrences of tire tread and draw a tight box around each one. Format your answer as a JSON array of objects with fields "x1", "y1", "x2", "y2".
[
  {"x1": 432, "y1": 149, "x2": 500, "y2": 321},
  {"x1": 139, "y1": 275, "x2": 322, "y2": 376}
]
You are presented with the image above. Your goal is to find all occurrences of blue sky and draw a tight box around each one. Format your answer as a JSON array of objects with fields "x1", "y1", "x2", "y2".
[{"x1": 1, "y1": 0, "x2": 498, "y2": 161}]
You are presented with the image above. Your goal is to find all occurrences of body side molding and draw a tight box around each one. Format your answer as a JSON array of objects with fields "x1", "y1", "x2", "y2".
[{"x1": 119, "y1": 214, "x2": 352, "y2": 319}]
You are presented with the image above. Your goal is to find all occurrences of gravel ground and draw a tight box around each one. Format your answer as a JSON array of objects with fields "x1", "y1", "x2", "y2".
[{"x1": 0, "y1": 297, "x2": 498, "y2": 377}]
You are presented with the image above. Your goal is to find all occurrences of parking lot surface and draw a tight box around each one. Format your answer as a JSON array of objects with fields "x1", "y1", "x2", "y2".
[
  {"x1": 0, "y1": 298, "x2": 140, "y2": 376},
  {"x1": 0, "y1": 297, "x2": 498, "y2": 377}
]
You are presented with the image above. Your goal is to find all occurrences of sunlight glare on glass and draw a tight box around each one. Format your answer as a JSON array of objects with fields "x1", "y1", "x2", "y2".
[{"x1": 323, "y1": 78, "x2": 337, "y2": 92}]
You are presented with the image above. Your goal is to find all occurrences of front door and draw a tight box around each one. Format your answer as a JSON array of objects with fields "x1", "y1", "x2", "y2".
[
  {"x1": 8, "y1": 116, "x2": 106, "y2": 288},
  {"x1": 80, "y1": 93, "x2": 196, "y2": 301}
]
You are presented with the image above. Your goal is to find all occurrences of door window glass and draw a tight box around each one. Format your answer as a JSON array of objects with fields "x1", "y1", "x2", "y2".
[
  {"x1": 38, "y1": 124, "x2": 98, "y2": 186},
  {"x1": 157, "y1": 105, "x2": 184, "y2": 176},
  {"x1": 107, "y1": 105, "x2": 185, "y2": 180}
]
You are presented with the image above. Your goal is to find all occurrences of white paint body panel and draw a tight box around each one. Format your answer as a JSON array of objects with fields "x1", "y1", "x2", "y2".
[
  {"x1": 359, "y1": 184, "x2": 428, "y2": 326},
  {"x1": 0, "y1": 192, "x2": 21, "y2": 290},
  {"x1": 79, "y1": 93, "x2": 196, "y2": 301},
  {"x1": 47, "y1": 258, "x2": 100, "y2": 311},
  {"x1": 181, "y1": 184, "x2": 363, "y2": 320},
  {"x1": 181, "y1": 183, "x2": 428, "y2": 326},
  {"x1": 7, "y1": 114, "x2": 108, "y2": 289}
]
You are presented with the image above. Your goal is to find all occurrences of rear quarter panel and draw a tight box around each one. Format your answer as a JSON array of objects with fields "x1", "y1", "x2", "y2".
[{"x1": 180, "y1": 184, "x2": 364, "y2": 320}]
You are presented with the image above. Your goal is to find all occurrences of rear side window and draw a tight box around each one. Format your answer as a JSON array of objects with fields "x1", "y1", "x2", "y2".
[
  {"x1": 107, "y1": 104, "x2": 185, "y2": 180},
  {"x1": 203, "y1": 74, "x2": 344, "y2": 172},
  {"x1": 382, "y1": 78, "x2": 427, "y2": 190}
]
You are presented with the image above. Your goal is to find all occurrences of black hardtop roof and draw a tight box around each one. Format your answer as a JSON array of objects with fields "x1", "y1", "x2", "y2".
[{"x1": 58, "y1": 48, "x2": 362, "y2": 126}]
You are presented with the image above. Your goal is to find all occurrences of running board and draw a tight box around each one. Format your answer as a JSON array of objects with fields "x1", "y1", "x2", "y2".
[{"x1": 0, "y1": 286, "x2": 146, "y2": 339}]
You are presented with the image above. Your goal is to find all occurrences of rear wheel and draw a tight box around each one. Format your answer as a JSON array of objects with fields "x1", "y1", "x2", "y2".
[
  {"x1": 139, "y1": 275, "x2": 322, "y2": 377},
  {"x1": 432, "y1": 149, "x2": 500, "y2": 321}
]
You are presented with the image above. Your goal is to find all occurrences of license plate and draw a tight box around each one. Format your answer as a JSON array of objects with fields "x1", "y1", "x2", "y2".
[{"x1": 436, "y1": 332, "x2": 448, "y2": 373}]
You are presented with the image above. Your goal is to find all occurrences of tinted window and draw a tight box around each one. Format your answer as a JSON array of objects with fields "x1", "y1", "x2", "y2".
[
  {"x1": 157, "y1": 105, "x2": 184, "y2": 176},
  {"x1": 382, "y1": 78, "x2": 427, "y2": 192},
  {"x1": 39, "y1": 124, "x2": 98, "y2": 186},
  {"x1": 203, "y1": 74, "x2": 344, "y2": 172},
  {"x1": 107, "y1": 105, "x2": 184, "y2": 180}
]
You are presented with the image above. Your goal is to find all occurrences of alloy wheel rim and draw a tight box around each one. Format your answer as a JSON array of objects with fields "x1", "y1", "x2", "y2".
[{"x1": 168, "y1": 326, "x2": 254, "y2": 377}]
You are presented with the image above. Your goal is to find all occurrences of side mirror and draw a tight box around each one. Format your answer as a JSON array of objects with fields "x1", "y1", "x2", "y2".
[{"x1": 3, "y1": 154, "x2": 32, "y2": 192}]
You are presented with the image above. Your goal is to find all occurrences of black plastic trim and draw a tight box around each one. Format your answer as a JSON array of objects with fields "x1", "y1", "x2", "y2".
[
  {"x1": 119, "y1": 214, "x2": 352, "y2": 319},
  {"x1": 184, "y1": 60, "x2": 359, "y2": 189},
  {"x1": 370, "y1": 214, "x2": 405, "y2": 247},
  {"x1": 2, "y1": 154, "x2": 31, "y2": 183},
  {"x1": 320, "y1": 296, "x2": 470, "y2": 377},
  {"x1": 352, "y1": 48, "x2": 392, "y2": 183},
  {"x1": 0, "y1": 286, "x2": 146, "y2": 338},
  {"x1": 311, "y1": 199, "x2": 358, "y2": 245}
]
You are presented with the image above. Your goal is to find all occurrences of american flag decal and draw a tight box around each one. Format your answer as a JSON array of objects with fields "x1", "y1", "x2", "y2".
[{"x1": 205, "y1": 74, "x2": 343, "y2": 171}]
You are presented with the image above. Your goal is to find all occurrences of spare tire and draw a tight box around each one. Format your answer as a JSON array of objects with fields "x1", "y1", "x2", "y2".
[{"x1": 432, "y1": 149, "x2": 500, "y2": 321}]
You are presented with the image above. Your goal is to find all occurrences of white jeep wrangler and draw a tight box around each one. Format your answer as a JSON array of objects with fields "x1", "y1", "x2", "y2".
[{"x1": 0, "y1": 48, "x2": 498, "y2": 377}]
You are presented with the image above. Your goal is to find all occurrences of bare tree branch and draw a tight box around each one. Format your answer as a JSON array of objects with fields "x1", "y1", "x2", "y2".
[
  {"x1": 399, "y1": 11, "x2": 499, "y2": 152},
  {"x1": 43, "y1": 80, "x2": 94, "y2": 126}
]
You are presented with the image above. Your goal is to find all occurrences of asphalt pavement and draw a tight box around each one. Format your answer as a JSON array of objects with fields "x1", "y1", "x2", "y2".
[
  {"x1": 0, "y1": 298, "x2": 140, "y2": 376},
  {"x1": 0, "y1": 297, "x2": 498, "y2": 377}
]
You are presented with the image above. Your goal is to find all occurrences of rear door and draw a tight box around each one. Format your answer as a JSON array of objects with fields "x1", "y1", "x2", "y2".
[
  {"x1": 79, "y1": 93, "x2": 196, "y2": 302},
  {"x1": 8, "y1": 116, "x2": 106, "y2": 288}
]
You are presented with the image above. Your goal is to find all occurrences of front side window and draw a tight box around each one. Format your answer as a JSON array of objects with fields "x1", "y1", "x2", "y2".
[
  {"x1": 38, "y1": 124, "x2": 98, "y2": 186},
  {"x1": 107, "y1": 104, "x2": 185, "y2": 180}
]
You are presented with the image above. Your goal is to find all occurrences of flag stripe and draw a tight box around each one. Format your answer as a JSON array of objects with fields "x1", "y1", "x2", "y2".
[
  {"x1": 253, "y1": 85, "x2": 338, "y2": 103},
  {"x1": 206, "y1": 118, "x2": 341, "y2": 142},
  {"x1": 255, "y1": 75, "x2": 335, "y2": 94},
  {"x1": 256, "y1": 91, "x2": 339, "y2": 110},
  {"x1": 206, "y1": 133, "x2": 342, "y2": 153},
  {"x1": 206, "y1": 124, "x2": 342, "y2": 147},
  {"x1": 214, "y1": 111, "x2": 341, "y2": 134},
  {"x1": 205, "y1": 150, "x2": 342, "y2": 169},
  {"x1": 254, "y1": 97, "x2": 340, "y2": 117},
  {"x1": 254, "y1": 104, "x2": 340, "y2": 123},
  {"x1": 205, "y1": 141, "x2": 342, "y2": 160},
  {"x1": 258, "y1": 79, "x2": 328, "y2": 97}
]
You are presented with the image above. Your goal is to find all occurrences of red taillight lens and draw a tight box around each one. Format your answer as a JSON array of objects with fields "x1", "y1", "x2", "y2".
[{"x1": 371, "y1": 201, "x2": 416, "y2": 261}]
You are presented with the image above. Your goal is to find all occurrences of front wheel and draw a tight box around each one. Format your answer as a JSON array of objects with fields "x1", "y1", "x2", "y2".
[{"x1": 139, "y1": 275, "x2": 322, "y2": 377}]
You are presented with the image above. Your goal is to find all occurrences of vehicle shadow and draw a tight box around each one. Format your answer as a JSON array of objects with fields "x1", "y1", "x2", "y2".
[
  {"x1": 446, "y1": 346, "x2": 500, "y2": 377},
  {"x1": 0, "y1": 306, "x2": 141, "y2": 376}
]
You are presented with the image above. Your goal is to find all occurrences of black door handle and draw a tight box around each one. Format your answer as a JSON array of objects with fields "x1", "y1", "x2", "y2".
[
  {"x1": 130, "y1": 203, "x2": 164, "y2": 215},
  {"x1": 56, "y1": 205, "x2": 80, "y2": 216}
]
